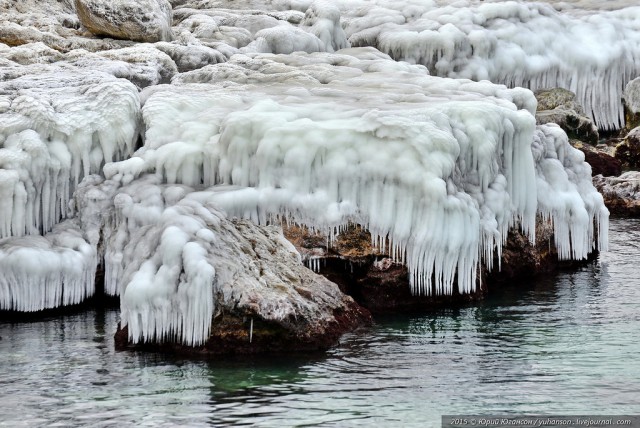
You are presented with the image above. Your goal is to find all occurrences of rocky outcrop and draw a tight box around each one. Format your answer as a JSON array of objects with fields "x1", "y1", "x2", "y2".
[
  {"x1": 77, "y1": 177, "x2": 370, "y2": 354},
  {"x1": 593, "y1": 172, "x2": 640, "y2": 216},
  {"x1": 614, "y1": 127, "x2": 640, "y2": 170},
  {"x1": 535, "y1": 88, "x2": 599, "y2": 144},
  {"x1": 572, "y1": 140, "x2": 622, "y2": 177},
  {"x1": 75, "y1": 0, "x2": 173, "y2": 43},
  {"x1": 282, "y1": 220, "x2": 566, "y2": 314}
]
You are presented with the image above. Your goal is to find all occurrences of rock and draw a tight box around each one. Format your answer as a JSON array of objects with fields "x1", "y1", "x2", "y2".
[
  {"x1": 535, "y1": 88, "x2": 599, "y2": 144},
  {"x1": 484, "y1": 218, "x2": 561, "y2": 283},
  {"x1": 593, "y1": 172, "x2": 640, "y2": 216},
  {"x1": 572, "y1": 140, "x2": 622, "y2": 177},
  {"x1": 623, "y1": 77, "x2": 640, "y2": 130},
  {"x1": 614, "y1": 127, "x2": 640, "y2": 170},
  {"x1": 86, "y1": 177, "x2": 371, "y2": 354},
  {"x1": 282, "y1": 220, "x2": 570, "y2": 314},
  {"x1": 74, "y1": 0, "x2": 173, "y2": 43}
]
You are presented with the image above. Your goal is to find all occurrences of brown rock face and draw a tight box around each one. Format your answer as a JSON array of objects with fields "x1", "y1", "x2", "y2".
[
  {"x1": 615, "y1": 127, "x2": 640, "y2": 170},
  {"x1": 572, "y1": 140, "x2": 622, "y2": 177},
  {"x1": 74, "y1": 0, "x2": 173, "y2": 43},
  {"x1": 115, "y1": 301, "x2": 370, "y2": 355},
  {"x1": 282, "y1": 221, "x2": 568, "y2": 314}
]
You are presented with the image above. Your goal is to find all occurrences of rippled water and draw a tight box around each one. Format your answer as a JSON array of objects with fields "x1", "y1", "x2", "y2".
[{"x1": 1, "y1": 218, "x2": 639, "y2": 427}]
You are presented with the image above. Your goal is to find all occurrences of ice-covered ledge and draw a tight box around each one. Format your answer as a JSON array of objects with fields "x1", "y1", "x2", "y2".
[{"x1": 103, "y1": 50, "x2": 607, "y2": 302}]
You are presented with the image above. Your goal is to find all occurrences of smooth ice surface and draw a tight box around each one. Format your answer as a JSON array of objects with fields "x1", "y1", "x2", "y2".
[
  {"x1": 0, "y1": 218, "x2": 96, "y2": 311},
  {"x1": 103, "y1": 50, "x2": 607, "y2": 298},
  {"x1": 0, "y1": 69, "x2": 139, "y2": 239}
]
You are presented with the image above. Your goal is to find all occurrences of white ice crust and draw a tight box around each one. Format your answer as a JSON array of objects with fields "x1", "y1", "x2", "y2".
[{"x1": 103, "y1": 50, "x2": 607, "y2": 299}]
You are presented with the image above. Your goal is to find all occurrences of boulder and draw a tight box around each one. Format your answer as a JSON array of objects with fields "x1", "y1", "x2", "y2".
[
  {"x1": 623, "y1": 77, "x2": 640, "y2": 130},
  {"x1": 572, "y1": 140, "x2": 622, "y2": 177},
  {"x1": 78, "y1": 177, "x2": 371, "y2": 355},
  {"x1": 74, "y1": 0, "x2": 173, "y2": 43},
  {"x1": 614, "y1": 127, "x2": 640, "y2": 170},
  {"x1": 535, "y1": 88, "x2": 599, "y2": 144},
  {"x1": 593, "y1": 172, "x2": 640, "y2": 216}
]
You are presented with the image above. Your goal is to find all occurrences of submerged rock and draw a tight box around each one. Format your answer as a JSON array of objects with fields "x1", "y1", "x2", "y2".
[{"x1": 75, "y1": 0, "x2": 173, "y2": 43}]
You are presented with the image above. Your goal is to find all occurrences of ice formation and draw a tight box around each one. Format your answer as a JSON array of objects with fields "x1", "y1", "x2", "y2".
[
  {"x1": 0, "y1": 218, "x2": 96, "y2": 311},
  {"x1": 0, "y1": 0, "x2": 614, "y2": 336},
  {"x1": 78, "y1": 175, "x2": 349, "y2": 346},
  {"x1": 0, "y1": 69, "x2": 139, "y2": 239},
  {"x1": 103, "y1": 177, "x2": 215, "y2": 345},
  {"x1": 532, "y1": 124, "x2": 608, "y2": 260},
  {"x1": 102, "y1": 50, "x2": 607, "y2": 298},
  {"x1": 340, "y1": 0, "x2": 640, "y2": 130}
]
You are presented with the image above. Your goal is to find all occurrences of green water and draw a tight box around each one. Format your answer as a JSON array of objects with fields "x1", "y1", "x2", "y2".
[{"x1": 1, "y1": 218, "x2": 639, "y2": 427}]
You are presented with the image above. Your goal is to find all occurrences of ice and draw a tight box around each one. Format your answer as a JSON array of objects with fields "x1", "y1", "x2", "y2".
[
  {"x1": 0, "y1": 69, "x2": 140, "y2": 239},
  {"x1": 340, "y1": 0, "x2": 640, "y2": 130},
  {"x1": 102, "y1": 50, "x2": 606, "y2": 297},
  {"x1": 0, "y1": 218, "x2": 96, "y2": 312}
]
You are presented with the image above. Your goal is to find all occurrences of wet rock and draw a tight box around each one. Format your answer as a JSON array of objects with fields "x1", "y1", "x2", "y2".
[
  {"x1": 282, "y1": 220, "x2": 567, "y2": 314},
  {"x1": 572, "y1": 140, "x2": 622, "y2": 177},
  {"x1": 535, "y1": 88, "x2": 599, "y2": 144},
  {"x1": 614, "y1": 127, "x2": 640, "y2": 170},
  {"x1": 75, "y1": 0, "x2": 173, "y2": 43},
  {"x1": 593, "y1": 172, "x2": 640, "y2": 216}
]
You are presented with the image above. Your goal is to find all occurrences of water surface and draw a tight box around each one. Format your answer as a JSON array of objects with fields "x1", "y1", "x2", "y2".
[{"x1": 1, "y1": 218, "x2": 639, "y2": 427}]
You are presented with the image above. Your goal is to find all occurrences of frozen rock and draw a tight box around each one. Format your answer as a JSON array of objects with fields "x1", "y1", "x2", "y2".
[
  {"x1": 343, "y1": 0, "x2": 640, "y2": 130},
  {"x1": 104, "y1": 50, "x2": 607, "y2": 299},
  {"x1": 75, "y1": 0, "x2": 173, "y2": 43},
  {"x1": 593, "y1": 172, "x2": 640, "y2": 216},
  {"x1": 76, "y1": 175, "x2": 368, "y2": 348},
  {"x1": 0, "y1": 68, "x2": 139, "y2": 239}
]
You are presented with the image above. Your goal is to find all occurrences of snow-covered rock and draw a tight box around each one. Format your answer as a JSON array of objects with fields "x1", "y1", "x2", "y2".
[
  {"x1": 341, "y1": 0, "x2": 640, "y2": 130},
  {"x1": 75, "y1": 0, "x2": 173, "y2": 43}
]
